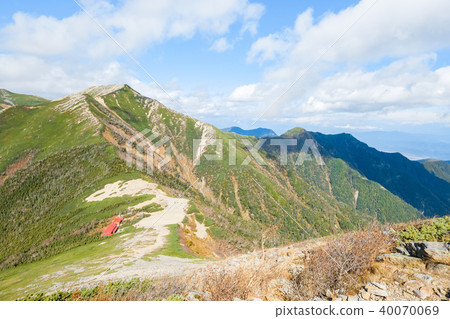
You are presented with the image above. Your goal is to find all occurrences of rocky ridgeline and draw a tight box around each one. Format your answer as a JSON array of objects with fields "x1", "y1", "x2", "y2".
[{"x1": 182, "y1": 240, "x2": 449, "y2": 301}]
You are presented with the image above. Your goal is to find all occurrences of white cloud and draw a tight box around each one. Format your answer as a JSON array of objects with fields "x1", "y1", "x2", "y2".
[
  {"x1": 1, "y1": 0, "x2": 449, "y2": 131},
  {"x1": 240, "y1": 2, "x2": 265, "y2": 35},
  {"x1": 247, "y1": 33, "x2": 291, "y2": 63},
  {"x1": 236, "y1": 0, "x2": 450, "y2": 127},
  {"x1": 335, "y1": 124, "x2": 377, "y2": 130},
  {"x1": 266, "y1": 56, "x2": 450, "y2": 126},
  {"x1": 295, "y1": 55, "x2": 450, "y2": 113},
  {"x1": 378, "y1": 108, "x2": 450, "y2": 125},
  {"x1": 247, "y1": 8, "x2": 312, "y2": 63},
  {"x1": 0, "y1": 0, "x2": 264, "y2": 59},
  {"x1": 280, "y1": 104, "x2": 450, "y2": 128},
  {"x1": 229, "y1": 83, "x2": 259, "y2": 101},
  {"x1": 0, "y1": 54, "x2": 130, "y2": 99},
  {"x1": 0, "y1": 0, "x2": 264, "y2": 101},
  {"x1": 249, "y1": 0, "x2": 450, "y2": 67},
  {"x1": 210, "y1": 37, "x2": 233, "y2": 52},
  {"x1": 209, "y1": 2, "x2": 264, "y2": 53}
]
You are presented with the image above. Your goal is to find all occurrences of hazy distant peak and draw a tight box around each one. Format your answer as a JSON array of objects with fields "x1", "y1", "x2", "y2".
[{"x1": 221, "y1": 126, "x2": 277, "y2": 137}]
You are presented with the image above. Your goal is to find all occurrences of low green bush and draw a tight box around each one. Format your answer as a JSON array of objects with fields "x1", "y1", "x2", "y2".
[
  {"x1": 195, "y1": 213, "x2": 205, "y2": 223},
  {"x1": 140, "y1": 202, "x2": 163, "y2": 213},
  {"x1": 398, "y1": 216, "x2": 450, "y2": 242},
  {"x1": 187, "y1": 202, "x2": 200, "y2": 214}
]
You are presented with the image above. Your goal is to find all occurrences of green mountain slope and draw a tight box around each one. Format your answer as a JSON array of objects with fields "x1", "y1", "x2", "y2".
[
  {"x1": 0, "y1": 89, "x2": 49, "y2": 108},
  {"x1": 0, "y1": 98, "x2": 102, "y2": 174},
  {"x1": 310, "y1": 132, "x2": 450, "y2": 216},
  {"x1": 421, "y1": 159, "x2": 450, "y2": 183},
  {"x1": 0, "y1": 84, "x2": 422, "y2": 272},
  {"x1": 264, "y1": 130, "x2": 419, "y2": 224}
]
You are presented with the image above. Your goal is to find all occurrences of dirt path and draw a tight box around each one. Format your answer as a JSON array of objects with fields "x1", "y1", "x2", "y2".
[
  {"x1": 42, "y1": 178, "x2": 207, "y2": 292},
  {"x1": 87, "y1": 179, "x2": 190, "y2": 259}
]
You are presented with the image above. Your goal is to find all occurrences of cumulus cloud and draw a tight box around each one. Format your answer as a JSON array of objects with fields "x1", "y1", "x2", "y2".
[
  {"x1": 0, "y1": 0, "x2": 264, "y2": 59},
  {"x1": 237, "y1": 0, "x2": 450, "y2": 127},
  {"x1": 209, "y1": 2, "x2": 264, "y2": 53},
  {"x1": 247, "y1": 8, "x2": 312, "y2": 63},
  {"x1": 229, "y1": 83, "x2": 260, "y2": 101},
  {"x1": 239, "y1": 1, "x2": 265, "y2": 35},
  {"x1": 0, "y1": 54, "x2": 130, "y2": 99},
  {"x1": 210, "y1": 37, "x2": 233, "y2": 52},
  {"x1": 295, "y1": 55, "x2": 450, "y2": 113},
  {"x1": 1, "y1": 0, "x2": 449, "y2": 131},
  {"x1": 249, "y1": 0, "x2": 450, "y2": 66},
  {"x1": 0, "y1": 0, "x2": 264, "y2": 100}
]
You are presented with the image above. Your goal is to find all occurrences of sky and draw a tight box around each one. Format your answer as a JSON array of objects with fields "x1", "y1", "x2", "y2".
[{"x1": 1, "y1": 0, "x2": 449, "y2": 159}]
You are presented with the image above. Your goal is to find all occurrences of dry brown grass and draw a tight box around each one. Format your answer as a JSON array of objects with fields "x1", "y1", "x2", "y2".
[
  {"x1": 180, "y1": 215, "x2": 215, "y2": 257},
  {"x1": 192, "y1": 258, "x2": 279, "y2": 300},
  {"x1": 289, "y1": 226, "x2": 393, "y2": 299},
  {"x1": 106, "y1": 257, "x2": 279, "y2": 301}
]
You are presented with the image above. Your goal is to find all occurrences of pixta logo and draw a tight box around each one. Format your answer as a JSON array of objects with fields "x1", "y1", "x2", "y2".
[
  {"x1": 193, "y1": 138, "x2": 324, "y2": 166},
  {"x1": 126, "y1": 129, "x2": 324, "y2": 174},
  {"x1": 125, "y1": 129, "x2": 172, "y2": 174}
]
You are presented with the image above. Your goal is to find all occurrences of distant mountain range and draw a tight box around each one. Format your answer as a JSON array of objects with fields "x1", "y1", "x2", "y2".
[{"x1": 221, "y1": 126, "x2": 278, "y2": 137}]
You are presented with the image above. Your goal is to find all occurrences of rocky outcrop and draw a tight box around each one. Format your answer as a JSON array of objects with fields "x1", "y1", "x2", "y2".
[{"x1": 402, "y1": 242, "x2": 450, "y2": 265}]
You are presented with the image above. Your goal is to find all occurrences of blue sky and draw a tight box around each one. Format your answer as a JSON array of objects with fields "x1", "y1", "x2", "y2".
[{"x1": 1, "y1": 0, "x2": 449, "y2": 159}]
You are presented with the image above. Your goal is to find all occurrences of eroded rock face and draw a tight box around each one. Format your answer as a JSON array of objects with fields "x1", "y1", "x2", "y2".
[{"x1": 403, "y1": 242, "x2": 450, "y2": 265}]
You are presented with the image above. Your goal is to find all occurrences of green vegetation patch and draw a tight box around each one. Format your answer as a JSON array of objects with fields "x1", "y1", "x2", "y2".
[
  {"x1": 195, "y1": 213, "x2": 205, "y2": 223},
  {"x1": 17, "y1": 278, "x2": 187, "y2": 301},
  {"x1": 0, "y1": 100, "x2": 103, "y2": 173},
  {"x1": 204, "y1": 217, "x2": 215, "y2": 227},
  {"x1": 187, "y1": 202, "x2": 200, "y2": 214},
  {"x1": 152, "y1": 224, "x2": 196, "y2": 259},
  {"x1": 398, "y1": 216, "x2": 450, "y2": 242},
  {"x1": 140, "y1": 202, "x2": 163, "y2": 213},
  {"x1": 19, "y1": 278, "x2": 145, "y2": 301},
  {"x1": 422, "y1": 160, "x2": 450, "y2": 184}
]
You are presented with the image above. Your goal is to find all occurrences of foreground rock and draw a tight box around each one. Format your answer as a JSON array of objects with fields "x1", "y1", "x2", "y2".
[{"x1": 402, "y1": 242, "x2": 450, "y2": 265}]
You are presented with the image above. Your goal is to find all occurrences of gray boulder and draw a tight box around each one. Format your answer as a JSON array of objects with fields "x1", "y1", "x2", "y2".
[{"x1": 403, "y1": 242, "x2": 450, "y2": 265}]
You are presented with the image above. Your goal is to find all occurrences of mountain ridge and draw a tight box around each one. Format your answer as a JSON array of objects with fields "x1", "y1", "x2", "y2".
[
  {"x1": 0, "y1": 84, "x2": 435, "y2": 273},
  {"x1": 419, "y1": 159, "x2": 450, "y2": 184},
  {"x1": 309, "y1": 131, "x2": 450, "y2": 216},
  {"x1": 0, "y1": 89, "x2": 49, "y2": 109}
]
